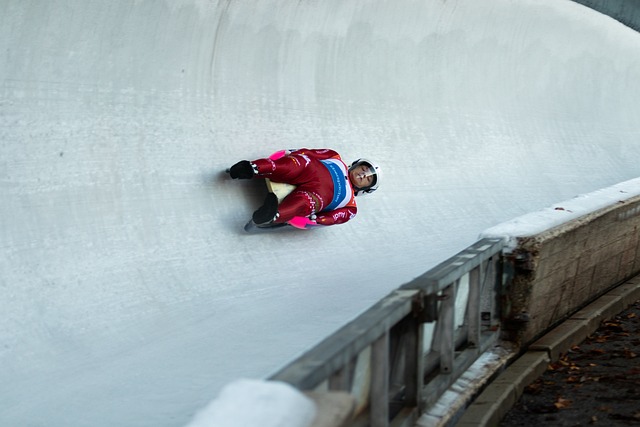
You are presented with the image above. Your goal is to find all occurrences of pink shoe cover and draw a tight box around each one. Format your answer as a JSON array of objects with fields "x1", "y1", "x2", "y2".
[{"x1": 287, "y1": 216, "x2": 317, "y2": 229}]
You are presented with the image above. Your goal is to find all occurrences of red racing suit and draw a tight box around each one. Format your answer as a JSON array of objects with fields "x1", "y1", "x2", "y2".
[{"x1": 251, "y1": 148, "x2": 357, "y2": 226}]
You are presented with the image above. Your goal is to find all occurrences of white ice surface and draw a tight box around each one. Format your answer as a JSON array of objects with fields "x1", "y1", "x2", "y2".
[{"x1": 2, "y1": 1, "x2": 640, "y2": 426}]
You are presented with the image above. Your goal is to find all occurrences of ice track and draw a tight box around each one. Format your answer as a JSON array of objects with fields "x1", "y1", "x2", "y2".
[{"x1": 1, "y1": 1, "x2": 640, "y2": 425}]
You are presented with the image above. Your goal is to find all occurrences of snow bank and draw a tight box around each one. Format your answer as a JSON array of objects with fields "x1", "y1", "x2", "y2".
[{"x1": 185, "y1": 379, "x2": 316, "y2": 427}]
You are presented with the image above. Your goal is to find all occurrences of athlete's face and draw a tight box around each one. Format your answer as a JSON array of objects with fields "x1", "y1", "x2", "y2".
[{"x1": 349, "y1": 164, "x2": 374, "y2": 189}]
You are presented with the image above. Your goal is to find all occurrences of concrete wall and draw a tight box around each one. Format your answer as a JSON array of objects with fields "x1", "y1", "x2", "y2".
[{"x1": 502, "y1": 196, "x2": 640, "y2": 345}]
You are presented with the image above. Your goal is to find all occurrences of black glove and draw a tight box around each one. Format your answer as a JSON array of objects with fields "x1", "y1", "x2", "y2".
[{"x1": 228, "y1": 160, "x2": 255, "y2": 179}]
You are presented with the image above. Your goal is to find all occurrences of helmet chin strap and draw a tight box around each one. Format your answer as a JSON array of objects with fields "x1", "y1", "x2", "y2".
[{"x1": 353, "y1": 185, "x2": 371, "y2": 196}]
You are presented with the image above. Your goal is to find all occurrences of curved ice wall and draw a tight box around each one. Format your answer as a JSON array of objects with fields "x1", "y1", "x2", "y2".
[{"x1": 1, "y1": 0, "x2": 639, "y2": 425}]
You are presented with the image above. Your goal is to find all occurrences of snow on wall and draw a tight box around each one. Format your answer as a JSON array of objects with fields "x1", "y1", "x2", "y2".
[{"x1": 481, "y1": 177, "x2": 640, "y2": 252}]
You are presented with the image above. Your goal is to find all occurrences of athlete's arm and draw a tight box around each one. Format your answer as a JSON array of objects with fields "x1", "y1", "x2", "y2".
[
  {"x1": 291, "y1": 148, "x2": 340, "y2": 161},
  {"x1": 315, "y1": 206, "x2": 357, "y2": 226}
]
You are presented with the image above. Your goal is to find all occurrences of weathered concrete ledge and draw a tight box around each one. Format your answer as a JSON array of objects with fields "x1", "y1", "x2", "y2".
[{"x1": 482, "y1": 180, "x2": 640, "y2": 346}]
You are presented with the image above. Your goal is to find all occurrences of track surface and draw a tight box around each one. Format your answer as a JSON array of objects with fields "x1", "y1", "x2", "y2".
[{"x1": 2, "y1": 1, "x2": 640, "y2": 425}]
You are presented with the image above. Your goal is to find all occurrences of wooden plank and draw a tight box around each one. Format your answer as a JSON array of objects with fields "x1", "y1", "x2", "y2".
[
  {"x1": 439, "y1": 283, "x2": 457, "y2": 374},
  {"x1": 403, "y1": 318, "x2": 423, "y2": 408},
  {"x1": 467, "y1": 266, "x2": 481, "y2": 348},
  {"x1": 402, "y1": 238, "x2": 503, "y2": 293},
  {"x1": 370, "y1": 332, "x2": 390, "y2": 427}
]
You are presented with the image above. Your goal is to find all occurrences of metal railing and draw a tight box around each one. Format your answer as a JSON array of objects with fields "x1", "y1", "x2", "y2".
[{"x1": 270, "y1": 238, "x2": 504, "y2": 426}]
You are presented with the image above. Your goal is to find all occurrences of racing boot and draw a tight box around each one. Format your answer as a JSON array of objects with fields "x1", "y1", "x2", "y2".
[
  {"x1": 252, "y1": 193, "x2": 279, "y2": 225},
  {"x1": 228, "y1": 160, "x2": 258, "y2": 179}
]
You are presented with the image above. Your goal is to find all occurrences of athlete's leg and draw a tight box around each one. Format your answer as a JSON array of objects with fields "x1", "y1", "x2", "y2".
[
  {"x1": 229, "y1": 153, "x2": 312, "y2": 181},
  {"x1": 252, "y1": 193, "x2": 279, "y2": 225},
  {"x1": 273, "y1": 190, "x2": 320, "y2": 224},
  {"x1": 252, "y1": 154, "x2": 310, "y2": 184}
]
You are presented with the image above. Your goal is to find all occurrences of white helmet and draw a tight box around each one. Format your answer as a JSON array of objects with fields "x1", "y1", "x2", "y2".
[{"x1": 349, "y1": 158, "x2": 381, "y2": 196}]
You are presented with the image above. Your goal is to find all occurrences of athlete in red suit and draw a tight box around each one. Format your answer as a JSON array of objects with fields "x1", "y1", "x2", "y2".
[{"x1": 228, "y1": 148, "x2": 380, "y2": 228}]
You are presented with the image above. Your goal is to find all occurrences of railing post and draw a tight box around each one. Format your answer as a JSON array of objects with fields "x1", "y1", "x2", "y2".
[
  {"x1": 439, "y1": 282, "x2": 457, "y2": 374},
  {"x1": 490, "y1": 255, "x2": 503, "y2": 327},
  {"x1": 329, "y1": 359, "x2": 355, "y2": 391},
  {"x1": 467, "y1": 266, "x2": 481, "y2": 348},
  {"x1": 371, "y1": 332, "x2": 389, "y2": 427},
  {"x1": 404, "y1": 316, "x2": 424, "y2": 408}
]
